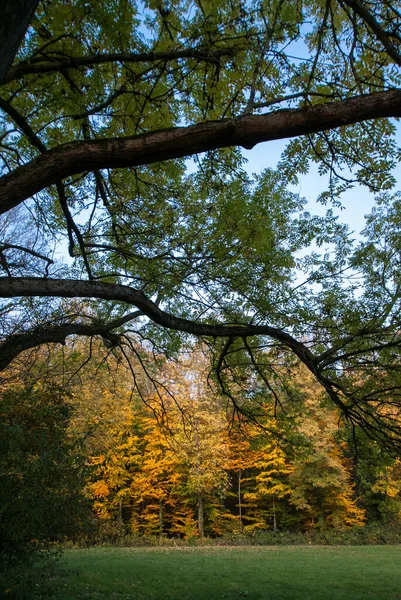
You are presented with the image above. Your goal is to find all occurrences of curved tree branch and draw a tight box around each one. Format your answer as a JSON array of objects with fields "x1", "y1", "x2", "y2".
[
  {"x1": 0, "y1": 309, "x2": 141, "y2": 371},
  {"x1": 3, "y1": 47, "x2": 237, "y2": 84},
  {"x1": 0, "y1": 90, "x2": 400, "y2": 214},
  {"x1": 2, "y1": 276, "x2": 401, "y2": 451},
  {"x1": 0, "y1": 276, "x2": 315, "y2": 366}
]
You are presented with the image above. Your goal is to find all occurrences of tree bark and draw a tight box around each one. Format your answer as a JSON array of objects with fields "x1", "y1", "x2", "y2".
[
  {"x1": 0, "y1": 90, "x2": 400, "y2": 214},
  {"x1": 272, "y1": 495, "x2": 277, "y2": 532},
  {"x1": 197, "y1": 493, "x2": 204, "y2": 537},
  {"x1": 0, "y1": 0, "x2": 40, "y2": 84},
  {"x1": 159, "y1": 500, "x2": 163, "y2": 538},
  {"x1": 238, "y1": 469, "x2": 242, "y2": 527}
]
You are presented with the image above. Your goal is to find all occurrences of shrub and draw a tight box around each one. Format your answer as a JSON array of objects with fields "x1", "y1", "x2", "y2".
[{"x1": 0, "y1": 383, "x2": 90, "y2": 571}]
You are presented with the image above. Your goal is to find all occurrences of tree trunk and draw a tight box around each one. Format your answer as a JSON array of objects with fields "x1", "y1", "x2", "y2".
[
  {"x1": 318, "y1": 497, "x2": 326, "y2": 530},
  {"x1": 0, "y1": 0, "x2": 40, "y2": 84},
  {"x1": 119, "y1": 497, "x2": 123, "y2": 524},
  {"x1": 197, "y1": 493, "x2": 204, "y2": 537},
  {"x1": 272, "y1": 494, "x2": 277, "y2": 531},
  {"x1": 159, "y1": 500, "x2": 163, "y2": 538},
  {"x1": 238, "y1": 468, "x2": 242, "y2": 526}
]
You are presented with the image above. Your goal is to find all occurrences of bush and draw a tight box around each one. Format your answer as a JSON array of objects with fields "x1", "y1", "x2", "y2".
[
  {"x1": 0, "y1": 559, "x2": 60, "y2": 600},
  {"x1": 72, "y1": 522, "x2": 401, "y2": 549},
  {"x1": 214, "y1": 525, "x2": 401, "y2": 546},
  {"x1": 0, "y1": 383, "x2": 90, "y2": 571}
]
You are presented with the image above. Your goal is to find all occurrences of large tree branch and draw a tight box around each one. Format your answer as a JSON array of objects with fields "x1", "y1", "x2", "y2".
[
  {"x1": 0, "y1": 310, "x2": 141, "y2": 371},
  {"x1": 2, "y1": 275, "x2": 401, "y2": 451},
  {"x1": 0, "y1": 0, "x2": 40, "y2": 84},
  {"x1": 3, "y1": 47, "x2": 237, "y2": 85},
  {"x1": 0, "y1": 276, "x2": 333, "y2": 423},
  {"x1": 0, "y1": 276, "x2": 315, "y2": 367},
  {"x1": 1, "y1": 90, "x2": 400, "y2": 214}
]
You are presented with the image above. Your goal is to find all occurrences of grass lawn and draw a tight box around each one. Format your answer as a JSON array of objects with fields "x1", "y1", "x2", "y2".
[{"x1": 36, "y1": 546, "x2": 401, "y2": 599}]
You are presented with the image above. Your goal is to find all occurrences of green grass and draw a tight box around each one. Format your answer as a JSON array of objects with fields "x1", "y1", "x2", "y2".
[{"x1": 28, "y1": 546, "x2": 401, "y2": 599}]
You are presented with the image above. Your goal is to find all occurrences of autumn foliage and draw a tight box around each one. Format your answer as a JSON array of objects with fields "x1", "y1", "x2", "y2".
[
  {"x1": 62, "y1": 345, "x2": 401, "y2": 539},
  {"x1": 2, "y1": 338, "x2": 401, "y2": 570}
]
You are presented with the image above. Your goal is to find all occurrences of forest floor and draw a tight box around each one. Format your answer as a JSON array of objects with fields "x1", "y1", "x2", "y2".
[{"x1": 23, "y1": 545, "x2": 401, "y2": 599}]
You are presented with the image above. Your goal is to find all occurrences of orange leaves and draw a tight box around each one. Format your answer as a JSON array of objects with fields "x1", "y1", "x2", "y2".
[
  {"x1": 64, "y1": 346, "x2": 397, "y2": 536},
  {"x1": 91, "y1": 455, "x2": 106, "y2": 466},
  {"x1": 90, "y1": 480, "x2": 110, "y2": 499}
]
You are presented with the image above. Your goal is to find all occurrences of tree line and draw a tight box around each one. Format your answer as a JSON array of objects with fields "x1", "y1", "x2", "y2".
[{"x1": 2, "y1": 340, "x2": 401, "y2": 569}]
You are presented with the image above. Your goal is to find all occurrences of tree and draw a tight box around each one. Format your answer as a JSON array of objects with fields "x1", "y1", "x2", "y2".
[
  {"x1": 243, "y1": 442, "x2": 293, "y2": 532},
  {"x1": 224, "y1": 426, "x2": 256, "y2": 531},
  {"x1": 344, "y1": 427, "x2": 401, "y2": 524},
  {"x1": 143, "y1": 351, "x2": 230, "y2": 537},
  {"x1": 287, "y1": 369, "x2": 366, "y2": 529},
  {"x1": 1, "y1": 0, "x2": 401, "y2": 449},
  {"x1": 289, "y1": 435, "x2": 365, "y2": 530},
  {"x1": 0, "y1": 377, "x2": 89, "y2": 569},
  {"x1": 83, "y1": 390, "x2": 144, "y2": 526},
  {"x1": 129, "y1": 415, "x2": 183, "y2": 537}
]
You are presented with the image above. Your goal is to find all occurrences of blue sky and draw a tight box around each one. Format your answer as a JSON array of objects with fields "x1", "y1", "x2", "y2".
[{"x1": 242, "y1": 132, "x2": 401, "y2": 240}]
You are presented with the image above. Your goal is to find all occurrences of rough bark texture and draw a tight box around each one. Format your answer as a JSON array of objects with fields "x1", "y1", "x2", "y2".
[
  {"x1": 1, "y1": 90, "x2": 400, "y2": 214},
  {"x1": 0, "y1": 0, "x2": 40, "y2": 84}
]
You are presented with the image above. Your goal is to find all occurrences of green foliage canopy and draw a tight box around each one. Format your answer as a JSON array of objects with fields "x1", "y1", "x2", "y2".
[{"x1": 0, "y1": 0, "x2": 401, "y2": 450}]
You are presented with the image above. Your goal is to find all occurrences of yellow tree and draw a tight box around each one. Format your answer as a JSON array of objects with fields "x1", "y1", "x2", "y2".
[
  {"x1": 224, "y1": 427, "x2": 256, "y2": 532},
  {"x1": 129, "y1": 414, "x2": 184, "y2": 536},
  {"x1": 74, "y1": 386, "x2": 145, "y2": 526},
  {"x1": 244, "y1": 441, "x2": 293, "y2": 532},
  {"x1": 175, "y1": 407, "x2": 229, "y2": 537},
  {"x1": 151, "y1": 350, "x2": 230, "y2": 537},
  {"x1": 288, "y1": 367, "x2": 365, "y2": 529}
]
